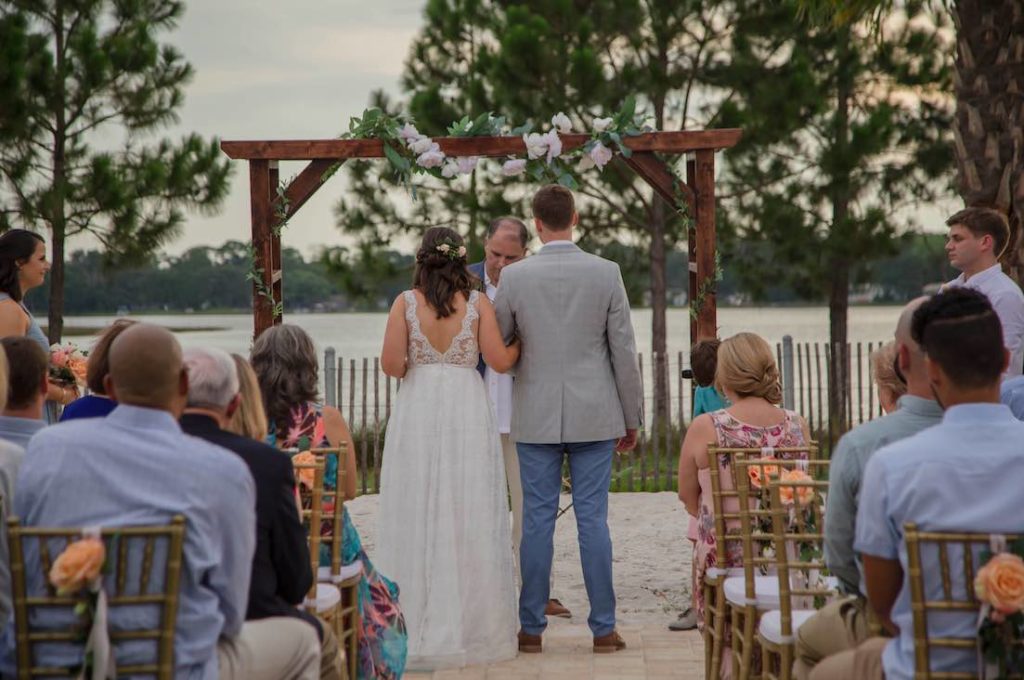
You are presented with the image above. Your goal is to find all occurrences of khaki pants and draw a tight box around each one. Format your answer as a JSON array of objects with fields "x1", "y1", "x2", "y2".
[
  {"x1": 319, "y1": 621, "x2": 343, "y2": 680},
  {"x1": 809, "y1": 636, "x2": 887, "y2": 680},
  {"x1": 218, "y1": 618, "x2": 320, "y2": 680},
  {"x1": 794, "y1": 595, "x2": 871, "y2": 680},
  {"x1": 502, "y1": 433, "x2": 554, "y2": 591}
]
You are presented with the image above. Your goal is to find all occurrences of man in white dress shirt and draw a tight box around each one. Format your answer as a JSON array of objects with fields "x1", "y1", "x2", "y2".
[
  {"x1": 943, "y1": 207, "x2": 1024, "y2": 377},
  {"x1": 469, "y1": 216, "x2": 572, "y2": 620}
]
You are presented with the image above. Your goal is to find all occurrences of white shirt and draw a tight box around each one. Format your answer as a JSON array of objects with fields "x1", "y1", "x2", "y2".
[
  {"x1": 541, "y1": 239, "x2": 574, "y2": 249},
  {"x1": 484, "y1": 269, "x2": 513, "y2": 434},
  {"x1": 855, "y1": 403, "x2": 1024, "y2": 680},
  {"x1": 945, "y1": 263, "x2": 1024, "y2": 377}
]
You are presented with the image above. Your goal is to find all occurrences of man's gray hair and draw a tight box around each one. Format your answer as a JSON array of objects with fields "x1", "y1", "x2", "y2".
[
  {"x1": 486, "y1": 216, "x2": 530, "y2": 248},
  {"x1": 183, "y1": 347, "x2": 240, "y2": 409}
]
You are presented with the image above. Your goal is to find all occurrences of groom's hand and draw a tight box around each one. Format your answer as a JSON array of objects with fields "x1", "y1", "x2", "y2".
[{"x1": 615, "y1": 429, "x2": 638, "y2": 452}]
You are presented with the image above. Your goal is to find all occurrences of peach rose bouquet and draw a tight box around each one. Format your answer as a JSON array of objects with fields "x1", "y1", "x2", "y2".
[
  {"x1": 49, "y1": 536, "x2": 106, "y2": 595},
  {"x1": 778, "y1": 469, "x2": 815, "y2": 506},
  {"x1": 747, "y1": 458, "x2": 780, "y2": 490},
  {"x1": 49, "y1": 342, "x2": 88, "y2": 388},
  {"x1": 976, "y1": 545, "x2": 1024, "y2": 676}
]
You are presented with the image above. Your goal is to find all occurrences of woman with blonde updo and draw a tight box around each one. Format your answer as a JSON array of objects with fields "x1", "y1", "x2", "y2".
[
  {"x1": 871, "y1": 341, "x2": 906, "y2": 414},
  {"x1": 678, "y1": 332, "x2": 810, "y2": 676}
]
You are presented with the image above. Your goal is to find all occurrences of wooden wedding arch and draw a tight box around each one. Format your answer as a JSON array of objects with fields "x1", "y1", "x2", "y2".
[{"x1": 220, "y1": 129, "x2": 741, "y2": 342}]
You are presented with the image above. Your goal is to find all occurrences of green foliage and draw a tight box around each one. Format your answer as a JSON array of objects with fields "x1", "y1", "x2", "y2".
[{"x1": 0, "y1": 0, "x2": 232, "y2": 340}]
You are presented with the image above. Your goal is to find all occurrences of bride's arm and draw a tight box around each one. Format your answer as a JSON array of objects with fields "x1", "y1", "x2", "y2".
[
  {"x1": 381, "y1": 294, "x2": 409, "y2": 378},
  {"x1": 478, "y1": 295, "x2": 520, "y2": 373}
]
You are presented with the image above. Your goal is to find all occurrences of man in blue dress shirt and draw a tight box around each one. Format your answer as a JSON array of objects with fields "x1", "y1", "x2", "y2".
[
  {"x1": 0, "y1": 324, "x2": 319, "y2": 680},
  {"x1": 812, "y1": 288, "x2": 1024, "y2": 679}
]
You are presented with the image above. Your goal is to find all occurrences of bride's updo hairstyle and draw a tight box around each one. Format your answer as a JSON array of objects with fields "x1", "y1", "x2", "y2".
[
  {"x1": 715, "y1": 332, "x2": 783, "y2": 405},
  {"x1": 413, "y1": 226, "x2": 474, "y2": 319}
]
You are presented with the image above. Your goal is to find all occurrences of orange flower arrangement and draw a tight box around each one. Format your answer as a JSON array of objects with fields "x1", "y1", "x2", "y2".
[
  {"x1": 976, "y1": 553, "x2": 1024, "y2": 618},
  {"x1": 49, "y1": 537, "x2": 105, "y2": 595},
  {"x1": 292, "y1": 451, "x2": 317, "y2": 489},
  {"x1": 747, "y1": 458, "x2": 780, "y2": 489},
  {"x1": 777, "y1": 469, "x2": 815, "y2": 506}
]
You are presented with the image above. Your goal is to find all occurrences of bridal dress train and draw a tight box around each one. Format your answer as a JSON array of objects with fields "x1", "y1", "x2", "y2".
[{"x1": 376, "y1": 290, "x2": 517, "y2": 670}]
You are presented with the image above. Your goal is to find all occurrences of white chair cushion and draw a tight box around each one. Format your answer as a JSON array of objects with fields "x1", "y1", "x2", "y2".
[
  {"x1": 317, "y1": 563, "x2": 364, "y2": 584},
  {"x1": 304, "y1": 583, "x2": 341, "y2": 613},
  {"x1": 706, "y1": 566, "x2": 744, "y2": 579},
  {"x1": 758, "y1": 609, "x2": 817, "y2": 645},
  {"x1": 723, "y1": 575, "x2": 781, "y2": 609}
]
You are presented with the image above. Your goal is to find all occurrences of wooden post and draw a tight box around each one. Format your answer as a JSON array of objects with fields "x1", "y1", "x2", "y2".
[
  {"x1": 249, "y1": 160, "x2": 274, "y2": 338},
  {"x1": 693, "y1": 149, "x2": 717, "y2": 341},
  {"x1": 686, "y1": 157, "x2": 698, "y2": 346},
  {"x1": 269, "y1": 161, "x2": 283, "y2": 328}
]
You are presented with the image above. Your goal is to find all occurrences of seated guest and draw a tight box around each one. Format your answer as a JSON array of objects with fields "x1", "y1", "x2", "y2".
[
  {"x1": 181, "y1": 347, "x2": 342, "y2": 680},
  {"x1": 0, "y1": 337, "x2": 48, "y2": 447},
  {"x1": 60, "y1": 319, "x2": 135, "y2": 421},
  {"x1": 1000, "y1": 372, "x2": 1024, "y2": 420},
  {"x1": 795, "y1": 299, "x2": 942, "y2": 679},
  {"x1": 227, "y1": 353, "x2": 269, "y2": 441},
  {"x1": 252, "y1": 324, "x2": 408, "y2": 679},
  {"x1": 678, "y1": 332, "x2": 811, "y2": 678},
  {"x1": 870, "y1": 341, "x2": 906, "y2": 414},
  {"x1": 0, "y1": 349, "x2": 24, "y2": 635},
  {"x1": 0, "y1": 324, "x2": 320, "y2": 680},
  {"x1": 812, "y1": 288, "x2": 1024, "y2": 679}
]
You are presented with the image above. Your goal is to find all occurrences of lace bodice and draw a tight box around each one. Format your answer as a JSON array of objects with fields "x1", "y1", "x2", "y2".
[{"x1": 404, "y1": 289, "x2": 480, "y2": 368}]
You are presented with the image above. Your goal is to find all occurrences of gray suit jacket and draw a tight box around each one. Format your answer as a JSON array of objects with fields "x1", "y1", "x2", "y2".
[{"x1": 494, "y1": 242, "x2": 643, "y2": 444}]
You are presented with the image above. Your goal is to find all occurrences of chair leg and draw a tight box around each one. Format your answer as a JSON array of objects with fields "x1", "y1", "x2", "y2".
[
  {"x1": 779, "y1": 643, "x2": 794, "y2": 680},
  {"x1": 710, "y1": 580, "x2": 726, "y2": 680},
  {"x1": 732, "y1": 604, "x2": 758, "y2": 680}
]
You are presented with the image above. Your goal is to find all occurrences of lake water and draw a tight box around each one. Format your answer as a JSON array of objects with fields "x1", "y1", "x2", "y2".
[{"x1": 64, "y1": 305, "x2": 901, "y2": 357}]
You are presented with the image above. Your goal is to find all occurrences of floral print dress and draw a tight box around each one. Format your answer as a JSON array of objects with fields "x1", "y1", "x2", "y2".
[{"x1": 271, "y1": 402, "x2": 408, "y2": 680}]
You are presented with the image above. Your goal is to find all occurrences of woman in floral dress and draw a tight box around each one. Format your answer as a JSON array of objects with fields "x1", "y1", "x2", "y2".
[
  {"x1": 678, "y1": 332, "x2": 811, "y2": 678},
  {"x1": 253, "y1": 324, "x2": 407, "y2": 680}
]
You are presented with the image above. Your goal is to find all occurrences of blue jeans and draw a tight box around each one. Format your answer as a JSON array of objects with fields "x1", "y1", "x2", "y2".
[{"x1": 516, "y1": 439, "x2": 616, "y2": 637}]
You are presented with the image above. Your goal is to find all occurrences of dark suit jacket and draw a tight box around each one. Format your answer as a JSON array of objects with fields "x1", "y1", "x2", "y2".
[
  {"x1": 179, "y1": 414, "x2": 315, "y2": 626},
  {"x1": 468, "y1": 260, "x2": 488, "y2": 378}
]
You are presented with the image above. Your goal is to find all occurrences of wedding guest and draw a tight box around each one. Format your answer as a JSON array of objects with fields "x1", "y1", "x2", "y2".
[
  {"x1": 943, "y1": 207, "x2": 1024, "y2": 377},
  {"x1": 227, "y1": 353, "x2": 269, "y2": 441},
  {"x1": 181, "y1": 347, "x2": 342, "y2": 680},
  {"x1": 870, "y1": 341, "x2": 906, "y2": 415},
  {"x1": 467, "y1": 216, "x2": 571, "y2": 621},
  {"x1": 678, "y1": 332, "x2": 811, "y2": 678},
  {"x1": 252, "y1": 324, "x2": 407, "y2": 679},
  {"x1": 0, "y1": 349, "x2": 25, "y2": 635},
  {"x1": 60, "y1": 319, "x2": 136, "y2": 421},
  {"x1": 1000, "y1": 372, "x2": 1024, "y2": 420},
  {"x1": 0, "y1": 323, "x2": 320, "y2": 679},
  {"x1": 0, "y1": 337, "x2": 48, "y2": 447},
  {"x1": 813, "y1": 288, "x2": 1024, "y2": 679},
  {"x1": 0, "y1": 229, "x2": 76, "y2": 417},
  {"x1": 795, "y1": 298, "x2": 942, "y2": 680}
]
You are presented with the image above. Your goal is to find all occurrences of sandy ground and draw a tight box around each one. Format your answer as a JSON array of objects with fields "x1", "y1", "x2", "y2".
[{"x1": 346, "y1": 491, "x2": 694, "y2": 627}]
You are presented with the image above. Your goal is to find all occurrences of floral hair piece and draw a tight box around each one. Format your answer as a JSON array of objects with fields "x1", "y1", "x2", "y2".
[{"x1": 435, "y1": 241, "x2": 467, "y2": 260}]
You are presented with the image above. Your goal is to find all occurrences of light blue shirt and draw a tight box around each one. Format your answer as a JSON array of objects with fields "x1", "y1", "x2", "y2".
[
  {"x1": 825, "y1": 395, "x2": 943, "y2": 595},
  {"x1": 0, "y1": 405, "x2": 256, "y2": 680},
  {"x1": 0, "y1": 415, "x2": 45, "y2": 449},
  {"x1": 855, "y1": 403, "x2": 1024, "y2": 680},
  {"x1": 1000, "y1": 375, "x2": 1024, "y2": 419}
]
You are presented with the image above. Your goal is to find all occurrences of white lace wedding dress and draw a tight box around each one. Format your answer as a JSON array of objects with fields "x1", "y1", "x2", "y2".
[{"x1": 376, "y1": 290, "x2": 518, "y2": 670}]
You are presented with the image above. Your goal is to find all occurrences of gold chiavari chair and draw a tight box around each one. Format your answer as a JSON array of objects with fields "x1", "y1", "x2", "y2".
[
  {"x1": 292, "y1": 455, "x2": 347, "y2": 676},
  {"x1": 310, "y1": 445, "x2": 361, "y2": 680},
  {"x1": 904, "y1": 524, "x2": 1024, "y2": 679},
  {"x1": 756, "y1": 476, "x2": 836, "y2": 680},
  {"x1": 729, "y1": 455, "x2": 826, "y2": 680},
  {"x1": 8, "y1": 516, "x2": 187, "y2": 679},
  {"x1": 704, "y1": 444, "x2": 815, "y2": 679}
]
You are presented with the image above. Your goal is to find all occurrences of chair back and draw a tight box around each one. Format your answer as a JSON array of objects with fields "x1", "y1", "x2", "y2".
[
  {"x1": 7, "y1": 516, "x2": 186, "y2": 679},
  {"x1": 310, "y1": 446, "x2": 348, "y2": 576},
  {"x1": 904, "y1": 524, "x2": 1024, "y2": 679},
  {"x1": 706, "y1": 445, "x2": 816, "y2": 578},
  {"x1": 292, "y1": 455, "x2": 326, "y2": 607},
  {"x1": 767, "y1": 475, "x2": 835, "y2": 642}
]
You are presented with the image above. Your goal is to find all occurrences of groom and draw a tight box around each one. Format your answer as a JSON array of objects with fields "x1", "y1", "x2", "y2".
[{"x1": 494, "y1": 185, "x2": 642, "y2": 654}]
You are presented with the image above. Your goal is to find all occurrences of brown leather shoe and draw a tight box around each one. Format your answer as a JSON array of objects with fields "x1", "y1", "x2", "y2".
[
  {"x1": 518, "y1": 630, "x2": 542, "y2": 653},
  {"x1": 545, "y1": 598, "x2": 572, "y2": 619},
  {"x1": 593, "y1": 630, "x2": 626, "y2": 653}
]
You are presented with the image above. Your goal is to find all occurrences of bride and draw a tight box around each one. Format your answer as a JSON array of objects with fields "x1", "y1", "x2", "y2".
[{"x1": 376, "y1": 226, "x2": 520, "y2": 670}]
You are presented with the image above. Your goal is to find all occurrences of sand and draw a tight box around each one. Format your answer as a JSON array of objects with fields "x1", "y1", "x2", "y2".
[{"x1": 346, "y1": 491, "x2": 694, "y2": 626}]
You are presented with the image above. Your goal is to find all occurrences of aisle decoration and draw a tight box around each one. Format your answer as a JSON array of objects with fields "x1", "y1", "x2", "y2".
[
  {"x1": 976, "y1": 539, "x2": 1024, "y2": 678},
  {"x1": 49, "y1": 532, "x2": 114, "y2": 680}
]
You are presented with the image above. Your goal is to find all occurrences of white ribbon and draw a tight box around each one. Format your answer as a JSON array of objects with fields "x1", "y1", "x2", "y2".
[
  {"x1": 78, "y1": 527, "x2": 115, "y2": 680},
  {"x1": 976, "y1": 534, "x2": 1007, "y2": 680}
]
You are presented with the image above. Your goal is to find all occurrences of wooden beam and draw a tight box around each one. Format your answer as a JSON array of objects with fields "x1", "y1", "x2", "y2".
[
  {"x1": 622, "y1": 152, "x2": 695, "y2": 212},
  {"x1": 249, "y1": 160, "x2": 275, "y2": 339},
  {"x1": 221, "y1": 129, "x2": 743, "y2": 161},
  {"x1": 686, "y1": 157, "x2": 698, "y2": 347},
  {"x1": 274, "y1": 159, "x2": 341, "y2": 225},
  {"x1": 693, "y1": 149, "x2": 717, "y2": 342}
]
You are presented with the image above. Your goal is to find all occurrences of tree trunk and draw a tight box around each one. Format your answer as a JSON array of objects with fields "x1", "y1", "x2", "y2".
[
  {"x1": 952, "y1": 1, "x2": 1024, "y2": 281},
  {"x1": 650, "y1": 198, "x2": 669, "y2": 425},
  {"x1": 47, "y1": 3, "x2": 67, "y2": 344}
]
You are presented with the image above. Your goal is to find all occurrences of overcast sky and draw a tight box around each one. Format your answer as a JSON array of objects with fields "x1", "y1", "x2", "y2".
[{"x1": 150, "y1": 0, "x2": 424, "y2": 257}]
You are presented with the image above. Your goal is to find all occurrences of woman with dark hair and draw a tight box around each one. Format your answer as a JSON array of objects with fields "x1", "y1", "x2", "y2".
[
  {"x1": 60, "y1": 319, "x2": 136, "y2": 421},
  {"x1": 251, "y1": 323, "x2": 407, "y2": 680},
  {"x1": 0, "y1": 229, "x2": 77, "y2": 413},
  {"x1": 377, "y1": 226, "x2": 520, "y2": 670}
]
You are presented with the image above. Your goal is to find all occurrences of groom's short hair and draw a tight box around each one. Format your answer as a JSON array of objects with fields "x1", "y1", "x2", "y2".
[{"x1": 532, "y1": 185, "x2": 575, "y2": 231}]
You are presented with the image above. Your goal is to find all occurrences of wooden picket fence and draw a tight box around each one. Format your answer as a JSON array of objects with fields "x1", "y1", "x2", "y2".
[{"x1": 323, "y1": 340, "x2": 888, "y2": 494}]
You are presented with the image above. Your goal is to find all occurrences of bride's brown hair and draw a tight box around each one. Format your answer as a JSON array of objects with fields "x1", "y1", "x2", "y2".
[{"x1": 413, "y1": 226, "x2": 476, "y2": 319}]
